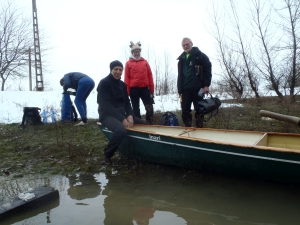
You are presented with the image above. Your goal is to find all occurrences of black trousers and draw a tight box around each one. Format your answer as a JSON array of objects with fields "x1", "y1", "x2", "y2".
[
  {"x1": 100, "y1": 115, "x2": 145, "y2": 158},
  {"x1": 130, "y1": 87, "x2": 153, "y2": 124},
  {"x1": 181, "y1": 87, "x2": 204, "y2": 128}
]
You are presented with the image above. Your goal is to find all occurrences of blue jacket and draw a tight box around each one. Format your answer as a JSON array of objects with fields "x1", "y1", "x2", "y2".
[{"x1": 61, "y1": 72, "x2": 87, "y2": 91}]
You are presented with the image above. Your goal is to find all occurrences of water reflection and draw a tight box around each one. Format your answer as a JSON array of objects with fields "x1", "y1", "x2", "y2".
[
  {"x1": 67, "y1": 174, "x2": 101, "y2": 200},
  {"x1": 133, "y1": 207, "x2": 155, "y2": 225},
  {"x1": 0, "y1": 169, "x2": 300, "y2": 225},
  {"x1": 102, "y1": 177, "x2": 156, "y2": 225}
]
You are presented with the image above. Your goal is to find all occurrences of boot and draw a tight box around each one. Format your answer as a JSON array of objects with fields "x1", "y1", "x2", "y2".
[
  {"x1": 145, "y1": 104, "x2": 154, "y2": 125},
  {"x1": 103, "y1": 148, "x2": 112, "y2": 165},
  {"x1": 195, "y1": 113, "x2": 204, "y2": 128},
  {"x1": 104, "y1": 156, "x2": 112, "y2": 165},
  {"x1": 103, "y1": 147, "x2": 118, "y2": 165},
  {"x1": 182, "y1": 112, "x2": 192, "y2": 127}
]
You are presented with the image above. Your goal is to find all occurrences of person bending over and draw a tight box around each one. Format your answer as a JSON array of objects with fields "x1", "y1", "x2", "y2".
[{"x1": 60, "y1": 72, "x2": 95, "y2": 126}]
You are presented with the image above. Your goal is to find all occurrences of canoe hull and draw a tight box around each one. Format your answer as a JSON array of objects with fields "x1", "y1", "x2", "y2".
[{"x1": 99, "y1": 124, "x2": 300, "y2": 183}]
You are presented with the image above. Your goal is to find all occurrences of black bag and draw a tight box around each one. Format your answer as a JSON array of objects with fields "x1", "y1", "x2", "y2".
[
  {"x1": 160, "y1": 111, "x2": 180, "y2": 126},
  {"x1": 195, "y1": 94, "x2": 221, "y2": 121},
  {"x1": 21, "y1": 107, "x2": 42, "y2": 126}
]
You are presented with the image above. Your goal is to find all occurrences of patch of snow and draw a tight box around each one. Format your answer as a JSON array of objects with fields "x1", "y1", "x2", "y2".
[{"x1": 0, "y1": 91, "x2": 241, "y2": 124}]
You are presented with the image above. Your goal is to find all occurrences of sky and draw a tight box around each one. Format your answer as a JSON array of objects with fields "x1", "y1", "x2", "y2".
[{"x1": 11, "y1": 0, "x2": 217, "y2": 91}]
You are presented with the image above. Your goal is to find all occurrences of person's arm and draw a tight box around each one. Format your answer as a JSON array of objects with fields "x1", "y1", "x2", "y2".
[
  {"x1": 124, "y1": 62, "x2": 131, "y2": 95},
  {"x1": 146, "y1": 62, "x2": 155, "y2": 94},
  {"x1": 123, "y1": 83, "x2": 134, "y2": 119},
  {"x1": 177, "y1": 58, "x2": 183, "y2": 96},
  {"x1": 201, "y1": 53, "x2": 212, "y2": 92},
  {"x1": 62, "y1": 74, "x2": 72, "y2": 91}
]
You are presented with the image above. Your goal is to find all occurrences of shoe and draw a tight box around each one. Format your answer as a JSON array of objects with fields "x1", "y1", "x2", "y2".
[
  {"x1": 104, "y1": 156, "x2": 112, "y2": 165},
  {"x1": 74, "y1": 121, "x2": 87, "y2": 126}
]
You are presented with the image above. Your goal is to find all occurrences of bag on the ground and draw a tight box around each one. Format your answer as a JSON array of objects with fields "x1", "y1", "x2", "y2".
[
  {"x1": 21, "y1": 107, "x2": 42, "y2": 126},
  {"x1": 195, "y1": 93, "x2": 221, "y2": 122},
  {"x1": 160, "y1": 111, "x2": 180, "y2": 126}
]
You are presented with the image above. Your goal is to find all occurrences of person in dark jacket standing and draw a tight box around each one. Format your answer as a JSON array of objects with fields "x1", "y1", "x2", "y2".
[
  {"x1": 60, "y1": 72, "x2": 95, "y2": 126},
  {"x1": 177, "y1": 37, "x2": 212, "y2": 128},
  {"x1": 97, "y1": 60, "x2": 145, "y2": 165}
]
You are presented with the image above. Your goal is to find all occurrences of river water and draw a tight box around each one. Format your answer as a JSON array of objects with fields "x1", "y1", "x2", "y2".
[{"x1": 1, "y1": 166, "x2": 300, "y2": 225}]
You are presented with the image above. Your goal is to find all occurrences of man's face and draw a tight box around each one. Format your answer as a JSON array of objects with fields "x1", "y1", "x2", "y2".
[
  {"x1": 111, "y1": 66, "x2": 123, "y2": 80},
  {"x1": 182, "y1": 39, "x2": 193, "y2": 53}
]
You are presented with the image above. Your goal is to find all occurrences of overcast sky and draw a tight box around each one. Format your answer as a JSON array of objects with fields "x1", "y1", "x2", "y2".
[{"x1": 14, "y1": 0, "x2": 218, "y2": 91}]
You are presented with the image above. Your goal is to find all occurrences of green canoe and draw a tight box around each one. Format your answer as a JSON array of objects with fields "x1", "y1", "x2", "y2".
[{"x1": 98, "y1": 123, "x2": 300, "y2": 183}]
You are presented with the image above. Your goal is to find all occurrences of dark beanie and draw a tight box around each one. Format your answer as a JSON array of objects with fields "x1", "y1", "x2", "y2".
[
  {"x1": 109, "y1": 60, "x2": 123, "y2": 71},
  {"x1": 60, "y1": 78, "x2": 64, "y2": 86}
]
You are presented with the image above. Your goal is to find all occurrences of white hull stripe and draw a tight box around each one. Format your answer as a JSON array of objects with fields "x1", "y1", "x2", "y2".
[{"x1": 102, "y1": 129, "x2": 300, "y2": 165}]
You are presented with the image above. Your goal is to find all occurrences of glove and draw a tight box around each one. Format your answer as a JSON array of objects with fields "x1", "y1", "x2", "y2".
[{"x1": 150, "y1": 93, "x2": 155, "y2": 104}]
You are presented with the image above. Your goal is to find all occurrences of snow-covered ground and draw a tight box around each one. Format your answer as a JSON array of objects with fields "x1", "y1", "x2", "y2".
[
  {"x1": 0, "y1": 91, "x2": 182, "y2": 124},
  {"x1": 0, "y1": 90, "x2": 241, "y2": 124}
]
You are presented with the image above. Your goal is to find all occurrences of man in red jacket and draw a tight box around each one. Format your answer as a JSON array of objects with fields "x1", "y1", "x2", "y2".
[{"x1": 124, "y1": 41, "x2": 155, "y2": 124}]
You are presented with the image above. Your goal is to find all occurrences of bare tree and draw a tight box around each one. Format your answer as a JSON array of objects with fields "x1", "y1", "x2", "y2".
[
  {"x1": 161, "y1": 50, "x2": 176, "y2": 94},
  {"x1": 152, "y1": 53, "x2": 162, "y2": 95},
  {"x1": 0, "y1": 1, "x2": 32, "y2": 91},
  {"x1": 207, "y1": 1, "x2": 246, "y2": 100},
  {"x1": 121, "y1": 45, "x2": 131, "y2": 62},
  {"x1": 229, "y1": 0, "x2": 260, "y2": 99},
  {"x1": 150, "y1": 49, "x2": 176, "y2": 95},
  {"x1": 248, "y1": 0, "x2": 284, "y2": 99},
  {"x1": 273, "y1": 0, "x2": 300, "y2": 102}
]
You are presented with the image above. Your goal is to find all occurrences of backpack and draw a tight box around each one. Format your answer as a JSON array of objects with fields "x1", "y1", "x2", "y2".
[
  {"x1": 160, "y1": 111, "x2": 180, "y2": 126},
  {"x1": 21, "y1": 107, "x2": 42, "y2": 126}
]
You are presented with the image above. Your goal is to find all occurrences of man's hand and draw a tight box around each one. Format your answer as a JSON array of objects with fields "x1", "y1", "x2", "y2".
[
  {"x1": 122, "y1": 119, "x2": 130, "y2": 128},
  {"x1": 127, "y1": 115, "x2": 134, "y2": 128},
  {"x1": 203, "y1": 86, "x2": 209, "y2": 94}
]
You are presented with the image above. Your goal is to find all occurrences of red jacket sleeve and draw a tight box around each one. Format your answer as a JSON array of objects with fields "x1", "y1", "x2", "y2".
[{"x1": 124, "y1": 62, "x2": 131, "y2": 95}]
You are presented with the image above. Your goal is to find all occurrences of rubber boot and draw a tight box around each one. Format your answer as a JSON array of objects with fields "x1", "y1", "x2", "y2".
[
  {"x1": 182, "y1": 111, "x2": 192, "y2": 127},
  {"x1": 103, "y1": 147, "x2": 118, "y2": 165},
  {"x1": 145, "y1": 104, "x2": 154, "y2": 125},
  {"x1": 195, "y1": 113, "x2": 204, "y2": 128}
]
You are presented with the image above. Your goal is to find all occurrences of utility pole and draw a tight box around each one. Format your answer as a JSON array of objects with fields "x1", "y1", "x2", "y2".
[
  {"x1": 29, "y1": 47, "x2": 32, "y2": 91},
  {"x1": 32, "y1": 0, "x2": 44, "y2": 91}
]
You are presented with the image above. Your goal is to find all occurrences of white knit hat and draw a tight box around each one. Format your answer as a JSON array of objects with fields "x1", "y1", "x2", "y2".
[{"x1": 130, "y1": 41, "x2": 141, "y2": 53}]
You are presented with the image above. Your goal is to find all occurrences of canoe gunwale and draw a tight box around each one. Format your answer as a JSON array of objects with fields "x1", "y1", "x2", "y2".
[
  {"x1": 126, "y1": 125, "x2": 300, "y2": 154},
  {"x1": 97, "y1": 123, "x2": 300, "y2": 153}
]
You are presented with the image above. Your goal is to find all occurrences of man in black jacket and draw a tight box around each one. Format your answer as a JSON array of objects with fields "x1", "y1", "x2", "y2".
[
  {"x1": 177, "y1": 37, "x2": 212, "y2": 128},
  {"x1": 97, "y1": 60, "x2": 145, "y2": 165}
]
